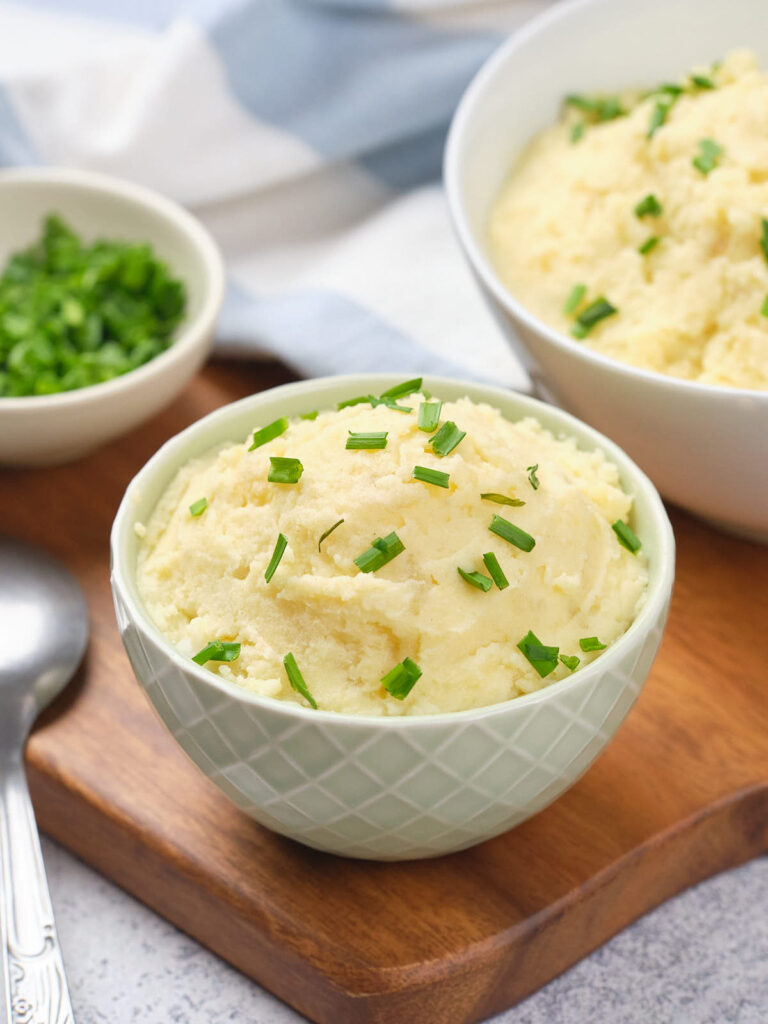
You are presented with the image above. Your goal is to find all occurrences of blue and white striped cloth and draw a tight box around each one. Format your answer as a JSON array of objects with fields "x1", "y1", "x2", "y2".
[{"x1": 0, "y1": 0, "x2": 551, "y2": 387}]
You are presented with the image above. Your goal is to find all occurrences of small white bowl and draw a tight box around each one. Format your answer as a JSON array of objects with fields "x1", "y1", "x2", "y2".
[
  {"x1": 0, "y1": 168, "x2": 224, "y2": 466},
  {"x1": 445, "y1": 0, "x2": 768, "y2": 543},
  {"x1": 110, "y1": 374, "x2": 674, "y2": 860}
]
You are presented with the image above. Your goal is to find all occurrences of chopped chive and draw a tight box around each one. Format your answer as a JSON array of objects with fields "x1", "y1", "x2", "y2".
[
  {"x1": 647, "y1": 100, "x2": 671, "y2": 138},
  {"x1": 690, "y1": 74, "x2": 715, "y2": 90},
  {"x1": 283, "y1": 652, "x2": 317, "y2": 709},
  {"x1": 337, "y1": 395, "x2": 373, "y2": 410},
  {"x1": 457, "y1": 567, "x2": 492, "y2": 592},
  {"x1": 580, "y1": 636, "x2": 607, "y2": 652},
  {"x1": 481, "y1": 492, "x2": 525, "y2": 507},
  {"x1": 565, "y1": 94, "x2": 624, "y2": 123},
  {"x1": 300, "y1": 410, "x2": 318, "y2": 421},
  {"x1": 692, "y1": 138, "x2": 722, "y2": 175},
  {"x1": 760, "y1": 218, "x2": 768, "y2": 264},
  {"x1": 634, "y1": 194, "x2": 663, "y2": 218},
  {"x1": 338, "y1": 394, "x2": 412, "y2": 413},
  {"x1": 570, "y1": 121, "x2": 585, "y2": 144},
  {"x1": 761, "y1": 294, "x2": 768, "y2": 318},
  {"x1": 517, "y1": 630, "x2": 559, "y2": 678},
  {"x1": 268, "y1": 457, "x2": 303, "y2": 484},
  {"x1": 346, "y1": 431, "x2": 388, "y2": 450},
  {"x1": 572, "y1": 297, "x2": 617, "y2": 337},
  {"x1": 639, "y1": 236, "x2": 660, "y2": 255},
  {"x1": 526, "y1": 464, "x2": 540, "y2": 490},
  {"x1": 354, "y1": 531, "x2": 405, "y2": 573},
  {"x1": 318, "y1": 518, "x2": 344, "y2": 552},
  {"x1": 482, "y1": 551, "x2": 509, "y2": 590},
  {"x1": 417, "y1": 400, "x2": 442, "y2": 432},
  {"x1": 489, "y1": 514, "x2": 535, "y2": 552},
  {"x1": 189, "y1": 497, "x2": 208, "y2": 517},
  {"x1": 559, "y1": 654, "x2": 580, "y2": 672},
  {"x1": 264, "y1": 533, "x2": 288, "y2": 583},
  {"x1": 412, "y1": 465, "x2": 450, "y2": 488},
  {"x1": 563, "y1": 283, "x2": 587, "y2": 314},
  {"x1": 380, "y1": 377, "x2": 422, "y2": 400},
  {"x1": 381, "y1": 657, "x2": 422, "y2": 700},
  {"x1": 430, "y1": 421, "x2": 466, "y2": 457},
  {"x1": 571, "y1": 323, "x2": 589, "y2": 340},
  {"x1": 655, "y1": 83, "x2": 684, "y2": 98},
  {"x1": 193, "y1": 641, "x2": 241, "y2": 666},
  {"x1": 612, "y1": 519, "x2": 642, "y2": 554},
  {"x1": 249, "y1": 417, "x2": 288, "y2": 451}
]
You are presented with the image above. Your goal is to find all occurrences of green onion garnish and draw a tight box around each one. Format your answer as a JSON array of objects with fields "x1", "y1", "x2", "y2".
[
  {"x1": 560, "y1": 654, "x2": 580, "y2": 672},
  {"x1": 517, "y1": 630, "x2": 559, "y2": 678},
  {"x1": 249, "y1": 417, "x2": 288, "y2": 451},
  {"x1": 690, "y1": 74, "x2": 715, "y2": 90},
  {"x1": 354, "y1": 531, "x2": 405, "y2": 573},
  {"x1": 268, "y1": 457, "x2": 304, "y2": 484},
  {"x1": 565, "y1": 94, "x2": 624, "y2": 123},
  {"x1": 417, "y1": 400, "x2": 442, "y2": 432},
  {"x1": 572, "y1": 297, "x2": 617, "y2": 338},
  {"x1": 300, "y1": 410, "x2": 318, "y2": 421},
  {"x1": 337, "y1": 395, "x2": 373, "y2": 410},
  {"x1": 264, "y1": 533, "x2": 288, "y2": 583},
  {"x1": 634, "y1": 194, "x2": 663, "y2": 218},
  {"x1": 481, "y1": 492, "x2": 525, "y2": 507},
  {"x1": 760, "y1": 218, "x2": 768, "y2": 264},
  {"x1": 482, "y1": 551, "x2": 509, "y2": 590},
  {"x1": 612, "y1": 519, "x2": 642, "y2": 553},
  {"x1": 412, "y1": 465, "x2": 450, "y2": 488},
  {"x1": 638, "y1": 236, "x2": 660, "y2": 255},
  {"x1": 563, "y1": 283, "x2": 587, "y2": 314},
  {"x1": 580, "y1": 636, "x2": 607, "y2": 652},
  {"x1": 761, "y1": 294, "x2": 768, "y2": 318},
  {"x1": 647, "y1": 101, "x2": 671, "y2": 138},
  {"x1": 692, "y1": 138, "x2": 722, "y2": 175},
  {"x1": 489, "y1": 514, "x2": 536, "y2": 552},
  {"x1": 457, "y1": 567, "x2": 492, "y2": 592},
  {"x1": 526, "y1": 464, "x2": 540, "y2": 490},
  {"x1": 189, "y1": 497, "x2": 207, "y2": 517},
  {"x1": 346, "y1": 431, "x2": 388, "y2": 450},
  {"x1": 193, "y1": 641, "x2": 241, "y2": 666},
  {"x1": 381, "y1": 657, "x2": 422, "y2": 700},
  {"x1": 570, "y1": 122, "x2": 585, "y2": 144},
  {"x1": 283, "y1": 652, "x2": 317, "y2": 709},
  {"x1": 380, "y1": 377, "x2": 423, "y2": 400},
  {"x1": 318, "y1": 518, "x2": 344, "y2": 551},
  {"x1": 430, "y1": 421, "x2": 466, "y2": 457}
]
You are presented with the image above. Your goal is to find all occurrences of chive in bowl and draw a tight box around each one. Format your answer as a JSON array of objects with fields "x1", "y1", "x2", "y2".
[
  {"x1": 111, "y1": 375, "x2": 674, "y2": 861},
  {"x1": 0, "y1": 168, "x2": 224, "y2": 466}
]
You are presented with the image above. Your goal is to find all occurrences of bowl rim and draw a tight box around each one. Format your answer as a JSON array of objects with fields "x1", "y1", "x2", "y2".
[
  {"x1": 443, "y1": 0, "x2": 768, "y2": 404},
  {"x1": 0, "y1": 166, "x2": 225, "y2": 409},
  {"x1": 111, "y1": 373, "x2": 675, "y2": 729}
]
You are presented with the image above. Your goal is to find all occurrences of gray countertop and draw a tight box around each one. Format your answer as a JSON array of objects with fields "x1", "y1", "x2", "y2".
[{"x1": 44, "y1": 837, "x2": 767, "y2": 1023}]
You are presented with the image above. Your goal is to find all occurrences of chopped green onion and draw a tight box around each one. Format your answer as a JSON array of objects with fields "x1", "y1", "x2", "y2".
[
  {"x1": 690, "y1": 74, "x2": 715, "y2": 90},
  {"x1": 559, "y1": 654, "x2": 580, "y2": 672},
  {"x1": 380, "y1": 377, "x2": 422, "y2": 400},
  {"x1": 761, "y1": 294, "x2": 768, "y2": 318},
  {"x1": 354, "y1": 531, "x2": 405, "y2": 573},
  {"x1": 526, "y1": 464, "x2": 540, "y2": 490},
  {"x1": 612, "y1": 519, "x2": 642, "y2": 554},
  {"x1": 517, "y1": 630, "x2": 559, "y2": 678},
  {"x1": 654, "y1": 83, "x2": 684, "y2": 98},
  {"x1": 346, "y1": 431, "x2": 388, "y2": 450},
  {"x1": 264, "y1": 533, "x2": 288, "y2": 583},
  {"x1": 481, "y1": 492, "x2": 525, "y2": 507},
  {"x1": 572, "y1": 297, "x2": 617, "y2": 338},
  {"x1": 300, "y1": 410, "x2": 318, "y2": 421},
  {"x1": 337, "y1": 395, "x2": 373, "y2": 410},
  {"x1": 639, "y1": 236, "x2": 660, "y2": 255},
  {"x1": 563, "y1": 283, "x2": 587, "y2": 314},
  {"x1": 318, "y1": 518, "x2": 344, "y2": 552},
  {"x1": 249, "y1": 417, "x2": 288, "y2": 451},
  {"x1": 457, "y1": 567, "x2": 492, "y2": 592},
  {"x1": 283, "y1": 652, "x2": 317, "y2": 709},
  {"x1": 580, "y1": 636, "x2": 607, "y2": 652},
  {"x1": 193, "y1": 641, "x2": 241, "y2": 666},
  {"x1": 570, "y1": 121, "x2": 585, "y2": 144},
  {"x1": 268, "y1": 456, "x2": 303, "y2": 484},
  {"x1": 634, "y1": 194, "x2": 663, "y2": 218},
  {"x1": 417, "y1": 400, "x2": 442, "y2": 432},
  {"x1": 692, "y1": 138, "x2": 722, "y2": 175},
  {"x1": 647, "y1": 100, "x2": 671, "y2": 138},
  {"x1": 760, "y1": 218, "x2": 768, "y2": 264},
  {"x1": 189, "y1": 497, "x2": 207, "y2": 517},
  {"x1": 565, "y1": 94, "x2": 624, "y2": 123},
  {"x1": 412, "y1": 465, "x2": 450, "y2": 489},
  {"x1": 489, "y1": 514, "x2": 536, "y2": 552},
  {"x1": 482, "y1": 551, "x2": 509, "y2": 590},
  {"x1": 381, "y1": 657, "x2": 422, "y2": 700},
  {"x1": 430, "y1": 421, "x2": 466, "y2": 457}
]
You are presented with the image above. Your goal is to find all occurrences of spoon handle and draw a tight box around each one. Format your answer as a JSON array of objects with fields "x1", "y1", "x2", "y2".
[{"x1": 0, "y1": 755, "x2": 74, "y2": 1024}]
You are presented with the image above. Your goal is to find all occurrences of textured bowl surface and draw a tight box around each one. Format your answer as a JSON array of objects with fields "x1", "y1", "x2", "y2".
[
  {"x1": 111, "y1": 375, "x2": 674, "y2": 860},
  {"x1": 445, "y1": 0, "x2": 768, "y2": 542}
]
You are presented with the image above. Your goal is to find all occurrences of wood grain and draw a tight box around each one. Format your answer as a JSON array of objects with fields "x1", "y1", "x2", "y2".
[{"x1": 1, "y1": 361, "x2": 767, "y2": 1024}]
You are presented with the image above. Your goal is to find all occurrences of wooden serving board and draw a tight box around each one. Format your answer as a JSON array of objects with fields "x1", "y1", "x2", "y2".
[{"x1": 2, "y1": 361, "x2": 768, "y2": 1024}]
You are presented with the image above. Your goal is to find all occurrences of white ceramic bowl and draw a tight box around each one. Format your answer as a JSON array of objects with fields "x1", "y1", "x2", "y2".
[
  {"x1": 0, "y1": 168, "x2": 224, "y2": 466},
  {"x1": 110, "y1": 374, "x2": 674, "y2": 860},
  {"x1": 445, "y1": 0, "x2": 768, "y2": 543}
]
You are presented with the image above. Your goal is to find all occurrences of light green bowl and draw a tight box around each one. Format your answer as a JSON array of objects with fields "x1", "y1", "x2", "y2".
[{"x1": 110, "y1": 375, "x2": 674, "y2": 860}]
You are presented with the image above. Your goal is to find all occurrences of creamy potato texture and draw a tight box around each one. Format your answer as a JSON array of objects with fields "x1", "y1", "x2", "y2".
[
  {"x1": 489, "y1": 50, "x2": 768, "y2": 389},
  {"x1": 137, "y1": 394, "x2": 647, "y2": 715}
]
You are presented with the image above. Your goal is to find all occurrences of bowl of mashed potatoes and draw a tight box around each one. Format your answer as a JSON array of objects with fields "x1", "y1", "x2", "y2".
[
  {"x1": 445, "y1": 0, "x2": 768, "y2": 542},
  {"x1": 111, "y1": 374, "x2": 673, "y2": 860}
]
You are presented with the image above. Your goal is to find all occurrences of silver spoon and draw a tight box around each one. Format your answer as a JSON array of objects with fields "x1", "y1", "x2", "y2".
[{"x1": 0, "y1": 536, "x2": 87, "y2": 1024}]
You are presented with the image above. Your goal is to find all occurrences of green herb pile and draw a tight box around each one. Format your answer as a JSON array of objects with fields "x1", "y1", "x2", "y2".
[{"x1": 0, "y1": 215, "x2": 186, "y2": 397}]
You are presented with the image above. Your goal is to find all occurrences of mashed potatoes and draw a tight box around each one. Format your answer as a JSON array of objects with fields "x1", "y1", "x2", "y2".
[
  {"x1": 489, "y1": 50, "x2": 768, "y2": 389},
  {"x1": 137, "y1": 389, "x2": 647, "y2": 715}
]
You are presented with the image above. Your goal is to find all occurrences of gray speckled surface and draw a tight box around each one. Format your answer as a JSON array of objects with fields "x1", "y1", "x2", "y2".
[{"x1": 42, "y1": 836, "x2": 767, "y2": 1023}]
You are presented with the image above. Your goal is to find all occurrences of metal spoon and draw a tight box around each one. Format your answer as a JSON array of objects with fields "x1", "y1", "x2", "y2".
[{"x1": 0, "y1": 536, "x2": 87, "y2": 1024}]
